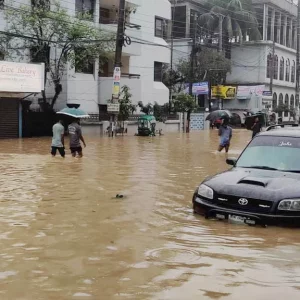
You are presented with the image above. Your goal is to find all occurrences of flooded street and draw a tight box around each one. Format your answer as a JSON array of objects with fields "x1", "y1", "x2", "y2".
[{"x1": 1, "y1": 130, "x2": 300, "y2": 299}]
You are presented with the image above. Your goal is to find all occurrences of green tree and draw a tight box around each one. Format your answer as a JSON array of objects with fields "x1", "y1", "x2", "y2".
[
  {"x1": 118, "y1": 85, "x2": 136, "y2": 125},
  {"x1": 177, "y1": 48, "x2": 231, "y2": 86},
  {"x1": 0, "y1": 1, "x2": 114, "y2": 111},
  {"x1": 199, "y1": 0, "x2": 261, "y2": 58},
  {"x1": 173, "y1": 94, "x2": 197, "y2": 133},
  {"x1": 153, "y1": 102, "x2": 170, "y2": 122},
  {"x1": 138, "y1": 102, "x2": 153, "y2": 115}
]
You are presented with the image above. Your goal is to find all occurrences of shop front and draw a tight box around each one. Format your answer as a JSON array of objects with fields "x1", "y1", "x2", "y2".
[{"x1": 0, "y1": 61, "x2": 44, "y2": 138}]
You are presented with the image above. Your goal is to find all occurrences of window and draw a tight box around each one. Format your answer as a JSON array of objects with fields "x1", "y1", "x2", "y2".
[
  {"x1": 30, "y1": 45, "x2": 50, "y2": 71},
  {"x1": 286, "y1": 59, "x2": 290, "y2": 82},
  {"x1": 76, "y1": 0, "x2": 94, "y2": 17},
  {"x1": 291, "y1": 94, "x2": 295, "y2": 108},
  {"x1": 236, "y1": 136, "x2": 300, "y2": 172},
  {"x1": 100, "y1": 7, "x2": 114, "y2": 24},
  {"x1": 274, "y1": 55, "x2": 278, "y2": 79},
  {"x1": 155, "y1": 17, "x2": 168, "y2": 39},
  {"x1": 154, "y1": 61, "x2": 163, "y2": 82},
  {"x1": 75, "y1": 48, "x2": 94, "y2": 74},
  {"x1": 284, "y1": 94, "x2": 289, "y2": 117},
  {"x1": 278, "y1": 93, "x2": 283, "y2": 117},
  {"x1": 272, "y1": 92, "x2": 277, "y2": 110},
  {"x1": 279, "y1": 57, "x2": 284, "y2": 80},
  {"x1": 291, "y1": 60, "x2": 296, "y2": 83}
]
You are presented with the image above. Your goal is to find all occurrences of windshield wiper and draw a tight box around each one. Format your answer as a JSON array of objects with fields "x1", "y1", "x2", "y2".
[
  {"x1": 282, "y1": 170, "x2": 300, "y2": 173},
  {"x1": 242, "y1": 166, "x2": 279, "y2": 171}
]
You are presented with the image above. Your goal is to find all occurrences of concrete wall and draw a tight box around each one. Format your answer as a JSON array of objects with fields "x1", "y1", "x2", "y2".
[
  {"x1": 129, "y1": 0, "x2": 171, "y2": 106},
  {"x1": 81, "y1": 119, "x2": 182, "y2": 136}
]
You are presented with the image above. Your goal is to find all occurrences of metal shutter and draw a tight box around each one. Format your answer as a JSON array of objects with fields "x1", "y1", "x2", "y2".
[{"x1": 0, "y1": 98, "x2": 19, "y2": 138}]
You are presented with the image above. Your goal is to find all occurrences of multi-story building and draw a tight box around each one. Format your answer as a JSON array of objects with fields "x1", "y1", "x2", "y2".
[
  {"x1": 0, "y1": 0, "x2": 171, "y2": 117},
  {"x1": 170, "y1": 0, "x2": 299, "y2": 121},
  {"x1": 226, "y1": 0, "x2": 298, "y2": 121}
]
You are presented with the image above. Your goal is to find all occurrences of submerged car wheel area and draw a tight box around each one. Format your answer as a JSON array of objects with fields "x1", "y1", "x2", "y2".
[{"x1": 193, "y1": 125, "x2": 300, "y2": 227}]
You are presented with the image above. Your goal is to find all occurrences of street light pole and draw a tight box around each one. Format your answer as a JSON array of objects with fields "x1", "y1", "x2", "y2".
[{"x1": 108, "y1": 0, "x2": 126, "y2": 137}]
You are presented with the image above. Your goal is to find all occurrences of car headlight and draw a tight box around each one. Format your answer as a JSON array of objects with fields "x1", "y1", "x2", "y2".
[
  {"x1": 278, "y1": 199, "x2": 300, "y2": 211},
  {"x1": 198, "y1": 184, "x2": 214, "y2": 200}
]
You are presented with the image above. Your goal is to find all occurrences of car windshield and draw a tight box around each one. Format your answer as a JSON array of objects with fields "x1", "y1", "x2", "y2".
[{"x1": 236, "y1": 135, "x2": 300, "y2": 172}]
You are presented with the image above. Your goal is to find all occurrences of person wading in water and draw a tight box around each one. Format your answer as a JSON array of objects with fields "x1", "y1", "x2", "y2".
[
  {"x1": 251, "y1": 117, "x2": 262, "y2": 139},
  {"x1": 218, "y1": 117, "x2": 232, "y2": 153}
]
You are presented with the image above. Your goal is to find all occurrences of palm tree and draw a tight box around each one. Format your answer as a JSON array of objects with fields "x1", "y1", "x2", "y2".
[{"x1": 199, "y1": 0, "x2": 261, "y2": 59}]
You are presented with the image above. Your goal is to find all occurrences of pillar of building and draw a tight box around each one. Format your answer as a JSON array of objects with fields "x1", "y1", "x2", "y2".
[
  {"x1": 283, "y1": 15, "x2": 287, "y2": 46},
  {"x1": 271, "y1": 8, "x2": 275, "y2": 41},
  {"x1": 277, "y1": 13, "x2": 281, "y2": 44},
  {"x1": 186, "y1": 5, "x2": 191, "y2": 38},
  {"x1": 293, "y1": 20, "x2": 297, "y2": 49},
  {"x1": 263, "y1": 4, "x2": 269, "y2": 41}
]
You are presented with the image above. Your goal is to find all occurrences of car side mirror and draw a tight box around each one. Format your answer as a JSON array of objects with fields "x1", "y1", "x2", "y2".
[{"x1": 226, "y1": 158, "x2": 237, "y2": 166}]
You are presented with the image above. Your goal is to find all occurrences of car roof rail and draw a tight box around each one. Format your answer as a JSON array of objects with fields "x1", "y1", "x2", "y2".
[{"x1": 266, "y1": 123, "x2": 299, "y2": 131}]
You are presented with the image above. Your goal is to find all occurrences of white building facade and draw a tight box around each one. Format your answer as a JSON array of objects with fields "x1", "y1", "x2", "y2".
[
  {"x1": 227, "y1": 0, "x2": 299, "y2": 121},
  {"x1": 170, "y1": 0, "x2": 299, "y2": 121},
  {"x1": 0, "y1": 0, "x2": 171, "y2": 116}
]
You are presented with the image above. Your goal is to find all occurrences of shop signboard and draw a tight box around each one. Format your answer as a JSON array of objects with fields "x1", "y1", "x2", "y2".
[
  {"x1": 184, "y1": 82, "x2": 209, "y2": 95},
  {"x1": 237, "y1": 85, "x2": 265, "y2": 100},
  {"x1": 0, "y1": 61, "x2": 44, "y2": 93},
  {"x1": 211, "y1": 85, "x2": 236, "y2": 99}
]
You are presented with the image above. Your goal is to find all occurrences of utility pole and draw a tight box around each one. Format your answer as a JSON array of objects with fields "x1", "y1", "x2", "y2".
[
  {"x1": 270, "y1": 39, "x2": 275, "y2": 93},
  {"x1": 108, "y1": 0, "x2": 126, "y2": 137},
  {"x1": 189, "y1": 13, "x2": 197, "y2": 96},
  {"x1": 169, "y1": 0, "x2": 177, "y2": 113},
  {"x1": 296, "y1": 1, "x2": 300, "y2": 108},
  {"x1": 218, "y1": 15, "x2": 223, "y2": 53}
]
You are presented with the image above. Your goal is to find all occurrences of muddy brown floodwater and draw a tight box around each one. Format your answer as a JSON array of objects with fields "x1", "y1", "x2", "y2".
[{"x1": 1, "y1": 130, "x2": 300, "y2": 300}]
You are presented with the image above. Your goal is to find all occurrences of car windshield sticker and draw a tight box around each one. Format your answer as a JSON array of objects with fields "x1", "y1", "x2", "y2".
[{"x1": 279, "y1": 141, "x2": 292, "y2": 147}]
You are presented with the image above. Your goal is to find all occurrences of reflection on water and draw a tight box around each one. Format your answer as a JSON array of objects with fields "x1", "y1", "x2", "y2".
[{"x1": 0, "y1": 130, "x2": 300, "y2": 299}]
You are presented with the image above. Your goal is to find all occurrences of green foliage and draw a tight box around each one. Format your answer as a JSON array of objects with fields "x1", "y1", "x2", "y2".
[
  {"x1": 118, "y1": 85, "x2": 136, "y2": 122},
  {"x1": 1, "y1": 1, "x2": 114, "y2": 110},
  {"x1": 173, "y1": 94, "x2": 197, "y2": 113},
  {"x1": 162, "y1": 65, "x2": 185, "y2": 94},
  {"x1": 153, "y1": 102, "x2": 169, "y2": 122},
  {"x1": 138, "y1": 102, "x2": 153, "y2": 115},
  {"x1": 177, "y1": 49, "x2": 231, "y2": 86},
  {"x1": 275, "y1": 104, "x2": 296, "y2": 120}
]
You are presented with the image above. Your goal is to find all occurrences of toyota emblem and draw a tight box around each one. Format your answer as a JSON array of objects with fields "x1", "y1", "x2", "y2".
[{"x1": 238, "y1": 198, "x2": 248, "y2": 205}]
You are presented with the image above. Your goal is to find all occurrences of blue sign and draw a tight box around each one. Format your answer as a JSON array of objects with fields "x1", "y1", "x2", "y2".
[
  {"x1": 185, "y1": 82, "x2": 209, "y2": 95},
  {"x1": 263, "y1": 91, "x2": 272, "y2": 97}
]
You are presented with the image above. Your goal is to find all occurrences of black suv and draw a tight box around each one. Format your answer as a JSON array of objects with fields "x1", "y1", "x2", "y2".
[{"x1": 193, "y1": 124, "x2": 300, "y2": 227}]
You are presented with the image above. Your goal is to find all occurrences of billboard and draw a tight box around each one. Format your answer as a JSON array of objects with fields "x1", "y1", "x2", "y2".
[
  {"x1": 0, "y1": 61, "x2": 45, "y2": 93},
  {"x1": 237, "y1": 85, "x2": 265, "y2": 100},
  {"x1": 211, "y1": 85, "x2": 236, "y2": 99},
  {"x1": 184, "y1": 82, "x2": 209, "y2": 95}
]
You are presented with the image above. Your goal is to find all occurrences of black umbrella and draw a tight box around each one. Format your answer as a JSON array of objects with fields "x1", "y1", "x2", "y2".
[{"x1": 206, "y1": 110, "x2": 232, "y2": 122}]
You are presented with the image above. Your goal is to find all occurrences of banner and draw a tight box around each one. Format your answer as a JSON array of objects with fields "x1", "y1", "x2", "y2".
[
  {"x1": 237, "y1": 85, "x2": 265, "y2": 100},
  {"x1": 184, "y1": 82, "x2": 209, "y2": 95},
  {"x1": 0, "y1": 61, "x2": 44, "y2": 93},
  {"x1": 211, "y1": 85, "x2": 236, "y2": 99}
]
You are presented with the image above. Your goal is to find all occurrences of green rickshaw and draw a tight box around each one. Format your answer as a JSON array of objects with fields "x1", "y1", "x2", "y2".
[{"x1": 137, "y1": 115, "x2": 156, "y2": 136}]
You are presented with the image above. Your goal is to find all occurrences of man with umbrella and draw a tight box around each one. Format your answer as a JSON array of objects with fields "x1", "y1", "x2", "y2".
[
  {"x1": 68, "y1": 118, "x2": 86, "y2": 158},
  {"x1": 56, "y1": 107, "x2": 88, "y2": 158},
  {"x1": 218, "y1": 116, "x2": 232, "y2": 153}
]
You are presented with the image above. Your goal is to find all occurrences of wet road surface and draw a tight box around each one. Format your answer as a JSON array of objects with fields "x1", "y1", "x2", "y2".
[{"x1": 0, "y1": 130, "x2": 300, "y2": 299}]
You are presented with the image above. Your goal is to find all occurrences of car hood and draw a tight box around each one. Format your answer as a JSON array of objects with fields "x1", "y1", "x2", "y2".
[{"x1": 203, "y1": 168, "x2": 300, "y2": 201}]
